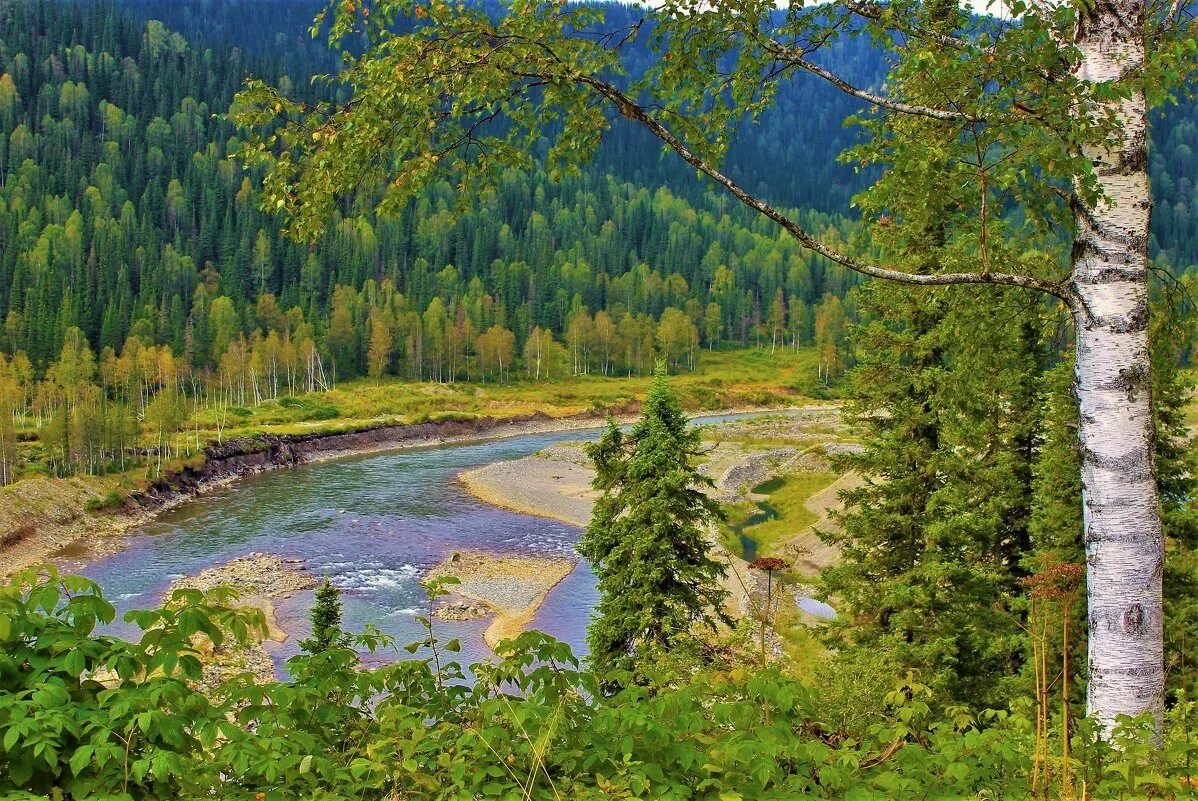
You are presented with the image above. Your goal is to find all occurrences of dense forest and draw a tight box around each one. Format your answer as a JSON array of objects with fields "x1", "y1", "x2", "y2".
[
  {"x1": 111, "y1": 0, "x2": 1198, "y2": 269},
  {"x1": 2, "y1": 1, "x2": 1198, "y2": 798},
  {"x1": 0, "y1": 0, "x2": 1192, "y2": 487},
  {"x1": 2, "y1": 0, "x2": 1196, "y2": 381},
  {"x1": 0, "y1": 0, "x2": 864, "y2": 379},
  {"x1": 0, "y1": 0, "x2": 869, "y2": 483}
]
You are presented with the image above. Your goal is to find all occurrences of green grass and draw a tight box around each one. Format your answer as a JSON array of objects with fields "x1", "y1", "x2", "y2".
[
  {"x1": 9, "y1": 347, "x2": 835, "y2": 494},
  {"x1": 189, "y1": 347, "x2": 831, "y2": 443},
  {"x1": 724, "y1": 471, "x2": 840, "y2": 559}
]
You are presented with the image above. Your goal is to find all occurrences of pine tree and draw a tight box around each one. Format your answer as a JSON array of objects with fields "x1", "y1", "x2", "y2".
[
  {"x1": 578, "y1": 364, "x2": 727, "y2": 679},
  {"x1": 1150, "y1": 301, "x2": 1198, "y2": 699},
  {"x1": 301, "y1": 577, "x2": 348, "y2": 654},
  {"x1": 818, "y1": 0, "x2": 1042, "y2": 707}
]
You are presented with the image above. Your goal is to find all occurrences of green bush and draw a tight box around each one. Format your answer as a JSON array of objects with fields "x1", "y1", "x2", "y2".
[
  {"x1": 83, "y1": 490, "x2": 123, "y2": 512},
  {"x1": 790, "y1": 375, "x2": 836, "y2": 400},
  {"x1": 306, "y1": 403, "x2": 340, "y2": 421},
  {"x1": 1, "y1": 567, "x2": 1195, "y2": 800},
  {"x1": 274, "y1": 396, "x2": 339, "y2": 420}
]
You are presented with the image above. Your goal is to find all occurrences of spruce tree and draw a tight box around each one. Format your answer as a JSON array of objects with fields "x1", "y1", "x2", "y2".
[
  {"x1": 818, "y1": 0, "x2": 1044, "y2": 707},
  {"x1": 579, "y1": 363, "x2": 727, "y2": 678},
  {"x1": 1028, "y1": 359, "x2": 1084, "y2": 565},
  {"x1": 301, "y1": 577, "x2": 348, "y2": 654},
  {"x1": 1150, "y1": 302, "x2": 1198, "y2": 699}
]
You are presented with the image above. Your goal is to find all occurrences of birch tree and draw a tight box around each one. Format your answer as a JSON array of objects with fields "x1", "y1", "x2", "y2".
[
  {"x1": 1068, "y1": 0, "x2": 1164, "y2": 734},
  {"x1": 235, "y1": 0, "x2": 1197, "y2": 732}
]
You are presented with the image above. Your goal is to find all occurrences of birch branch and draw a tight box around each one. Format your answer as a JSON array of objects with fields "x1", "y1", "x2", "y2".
[
  {"x1": 762, "y1": 41, "x2": 974, "y2": 121},
  {"x1": 567, "y1": 74, "x2": 1077, "y2": 305}
]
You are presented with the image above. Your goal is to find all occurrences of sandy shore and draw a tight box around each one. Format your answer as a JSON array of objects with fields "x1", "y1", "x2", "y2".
[
  {"x1": 460, "y1": 441, "x2": 763, "y2": 620},
  {"x1": 166, "y1": 554, "x2": 316, "y2": 686},
  {"x1": 426, "y1": 550, "x2": 577, "y2": 648},
  {"x1": 457, "y1": 407, "x2": 848, "y2": 529},
  {"x1": 458, "y1": 442, "x2": 596, "y2": 528},
  {"x1": 457, "y1": 413, "x2": 859, "y2": 623}
]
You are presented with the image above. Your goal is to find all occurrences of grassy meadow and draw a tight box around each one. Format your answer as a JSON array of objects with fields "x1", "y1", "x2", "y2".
[
  {"x1": 7, "y1": 347, "x2": 833, "y2": 498},
  {"x1": 196, "y1": 346, "x2": 832, "y2": 439}
]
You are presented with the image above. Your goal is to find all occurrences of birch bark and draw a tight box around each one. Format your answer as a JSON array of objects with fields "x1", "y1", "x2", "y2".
[{"x1": 1071, "y1": 0, "x2": 1164, "y2": 731}]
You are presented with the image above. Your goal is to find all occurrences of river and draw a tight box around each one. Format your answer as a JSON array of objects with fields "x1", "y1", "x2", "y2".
[{"x1": 71, "y1": 413, "x2": 776, "y2": 670}]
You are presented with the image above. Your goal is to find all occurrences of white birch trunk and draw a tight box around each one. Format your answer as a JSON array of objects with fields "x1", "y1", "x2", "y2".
[{"x1": 1071, "y1": 0, "x2": 1164, "y2": 733}]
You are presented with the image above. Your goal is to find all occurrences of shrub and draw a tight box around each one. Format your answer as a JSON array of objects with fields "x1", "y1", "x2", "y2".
[
  {"x1": 2, "y1": 568, "x2": 1196, "y2": 800},
  {"x1": 83, "y1": 490, "x2": 123, "y2": 512},
  {"x1": 306, "y1": 403, "x2": 340, "y2": 421}
]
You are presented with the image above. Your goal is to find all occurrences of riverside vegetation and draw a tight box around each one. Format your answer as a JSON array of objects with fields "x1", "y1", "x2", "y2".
[
  {"x1": 0, "y1": 345, "x2": 816, "y2": 574},
  {"x1": 0, "y1": 0, "x2": 865, "y2": 488},
  {"x1": 239, "y1": 0, "x2": 1198, "y2": 734},
  {"x1": 3, "y1": 377, "x2": 1198, "y2": 799}
]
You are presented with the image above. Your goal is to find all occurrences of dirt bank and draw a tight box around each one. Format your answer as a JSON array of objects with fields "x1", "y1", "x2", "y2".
[
  {"x1": 426, "y1": 550, "x2": 577, "y2": 648},
  {"x1": 0, "y1": 474, "x2": 131, "y2": 575},
  {"x1": 2, "y1": 404, "x2": 811, "y2": 578},
  {"x1": 0, "y1": 410, "x2": 610, "y2": 576}
]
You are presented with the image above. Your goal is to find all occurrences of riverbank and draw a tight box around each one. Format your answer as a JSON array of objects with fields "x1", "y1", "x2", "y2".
[
  {"x1": 458, "y1": 442, "x2": 595, "y2": 527},
  {"x1": 166, "y1": 554, "x2": 316, "y2": 687},
  {"x1": 455, "y1": 407, "x2": 848, "y2": 529},
  {"x1": 458, "y1": 411, "x2": 854, "y2": 567},
  {"x1": 426, "y1": 550, "x2": 577, "y2": 648},
  {"x1": 457, "y1": 412, "x2": 858, "y2": 624},
  {"x1": 459, "y1": 440, "x2": 763, "y2": 620},
  {"x1": 3, "y1": 403, "x2": 819, "y2": 578}
]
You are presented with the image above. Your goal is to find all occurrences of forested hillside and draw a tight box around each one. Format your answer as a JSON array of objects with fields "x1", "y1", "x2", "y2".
[
  {"x1": 0, "y1": 0, "x2": 864, "y2": 382},
  {"x1": 115, "y1": 0, "x2": 881, "y2": 217},
  {"x1": 0, "y1": 0, "x2": 1195, "y2": 485},
  {"x1": 2, "y1": 1, "x2": 1198, "y2": 797},
  {"x1": 119, "y1": 0, "x2": 1198, "y2": 264},
  {"x1": 2, "y1": 0, "x2": 1196, "y2": 379}
]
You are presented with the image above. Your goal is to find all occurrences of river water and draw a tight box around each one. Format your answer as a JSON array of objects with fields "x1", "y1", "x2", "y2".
[{"x1": 74, "y1": 413, "x2": 773, "y2": 670}]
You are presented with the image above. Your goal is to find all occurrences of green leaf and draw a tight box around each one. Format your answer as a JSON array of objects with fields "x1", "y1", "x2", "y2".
[
  {"x1": 69, "y1": 745, "x2": 94, "y2": 776},
  {"x1": 64, "y1": 649, "x2": 87, "y2": 677}
]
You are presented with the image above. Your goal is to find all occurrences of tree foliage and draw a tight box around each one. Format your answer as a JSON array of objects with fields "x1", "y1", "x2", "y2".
[
  {"x1": 579, "y1": 365, "x2": 727, "y2": 678},
  {"x1": 817, "y1": 0, "x2": 1055, "y2": 709},
  {"x1": 301, "y1": 577, "x2": 349, "y2": 654}
]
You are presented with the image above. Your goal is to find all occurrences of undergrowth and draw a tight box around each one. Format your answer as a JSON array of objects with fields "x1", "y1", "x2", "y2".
[{"x1": 1, "y1": 567, "x2": 1196, "y2": 800}]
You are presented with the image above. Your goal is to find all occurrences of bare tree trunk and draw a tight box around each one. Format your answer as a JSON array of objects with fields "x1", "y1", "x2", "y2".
[{"x1": 1071, "y1": 0, "x2": 1163, "y2": 733}]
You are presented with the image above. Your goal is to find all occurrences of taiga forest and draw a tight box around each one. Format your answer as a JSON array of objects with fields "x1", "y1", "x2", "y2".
[{"x1": 2, "y1": 0, "x2": 1198, "y2": 798}]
